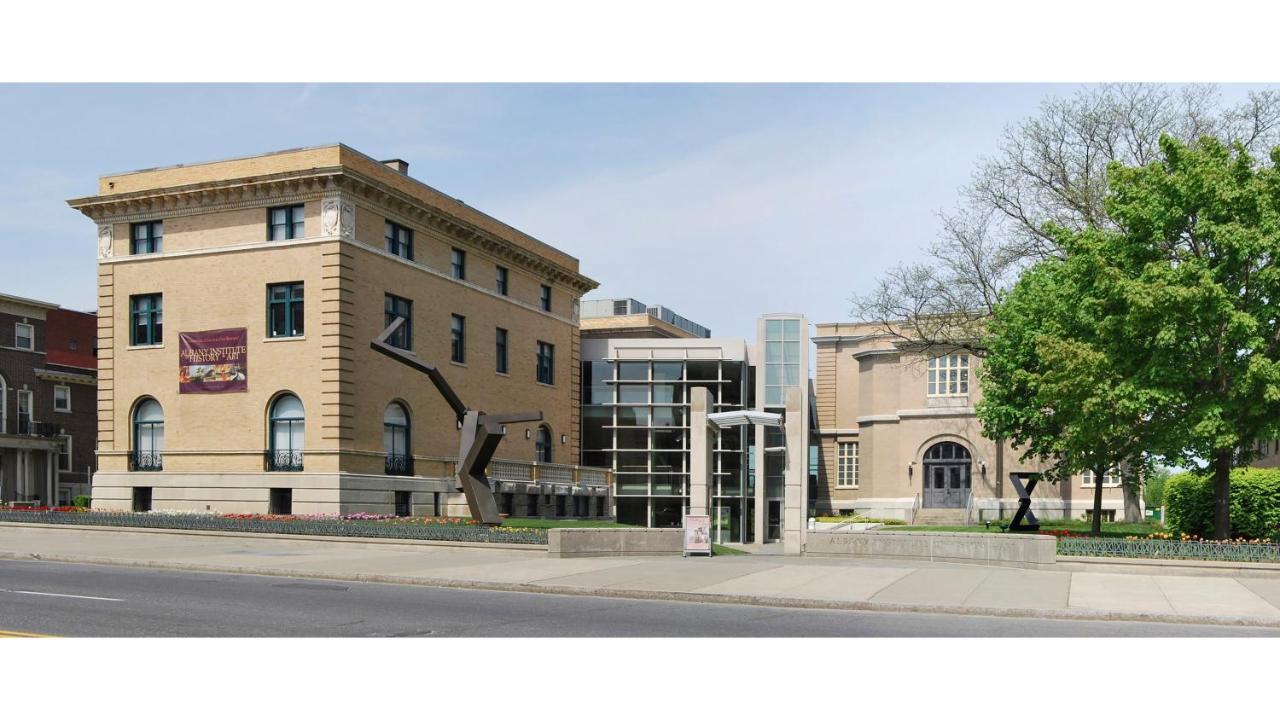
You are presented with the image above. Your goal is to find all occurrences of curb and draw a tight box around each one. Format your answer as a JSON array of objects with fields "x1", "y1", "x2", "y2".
[
  {"x1": 0, "y1": 521, "x2": 545, "y2": 553},
  {"x1": 5, "y1": 550, "x2": 1280, "y2": 631}
]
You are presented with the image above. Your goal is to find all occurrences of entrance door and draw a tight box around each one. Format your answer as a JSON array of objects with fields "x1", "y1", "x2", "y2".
[{"x1": 922, "y1": 442, "x2": 972, "y2": 508}]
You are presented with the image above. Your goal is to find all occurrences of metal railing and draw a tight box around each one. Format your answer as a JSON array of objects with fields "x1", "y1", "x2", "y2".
[
  {"x1": 910, "y1": 492, "x2": 921, "y2": 525},
  {"x1": 487, "y1": 458, "x2": 611, "y2": 491},
  {"x1": 1057, "y1": 537, "x2": 1280, "y2": 563},
  {"x1": 265, "y1": 450, "x2": 304, "y2": 472},
  {"x1": 11, "y1": 419, "x2": 61, "y2": 438},
  {"x1": 129, "y1": 451, "x2": 163, "y2": 472},
  {"x1": 384, "y1": 453, "x2": 414, "y2": 476}
]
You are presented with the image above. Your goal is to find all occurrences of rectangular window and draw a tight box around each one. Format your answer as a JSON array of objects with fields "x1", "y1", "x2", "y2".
[
  {"x1": 17, "y1": 390, "x2": 32, "y2": 434},
  {"x1": 927, "y1": 354, "x2": 970, "y2": 396},
  {"x1": 451, "y1": 314, "x2": 466, "y2": 363},
  {"x1": 451, "y1": 248, "x2": 466, "y2": 280},
  {"x1": 53, "y1": 385, "x2": 71, "y2": 413},
  {"x1": 1082, "y1": 468, "x2": 1121, "y2": 487},
  {"x1": 384, "y1": 294, "x2": 412, "y2": 350},
  {"x1": 14, "y1": 322, "x2": 33, "y2": 350},
  {"x1": 58, "y1": 435, "x2": 72, "y2": 472},
  {"x1": 385, "y1": 220, "x2": 413, "y2": 260},
  {"x1": 267, "y1": 282, "x2": 305, "y2": 338},
  {"x1": 539, "y1": 284, "x2": 552, "y2": 312},
  {"x1": 130, "y1": 293, "x2": 163, "y2": 346},
  {"x1": 495, "y1": 327, "x2": 508, "y2": 374},
  {"x1": 537, "y1": 341, "x2": 555, "y2": 385},
  {"x1": 268, "y1": 205, "x2": 305, "y2": 241},
  {"x1": 837, "y1": 442, "x2": 859, "y2": 488},
  {"x1": 131, "y1": 220, "x2": 163, "y2": 254},
  {"x1": 496, "y1": 266, "x2": 509, "y2": 296}
]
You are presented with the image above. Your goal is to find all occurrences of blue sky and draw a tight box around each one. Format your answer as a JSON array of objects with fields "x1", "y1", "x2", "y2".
[{"x1": 0, "y1": 83, "x2": 1270, "y2": 339}]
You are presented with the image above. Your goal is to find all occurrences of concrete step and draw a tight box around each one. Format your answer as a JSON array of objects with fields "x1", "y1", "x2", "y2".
[{"x1": 913, "y1": 509, "x2": 967, "y2": 526}]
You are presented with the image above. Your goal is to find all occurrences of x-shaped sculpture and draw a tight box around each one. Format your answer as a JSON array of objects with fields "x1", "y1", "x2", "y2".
[
  {"x1": 1008, "y1": 474, "x2": 1041, "y2": 532},
  {"x1": 371, "y1": 316, "x2": 542, "y2": 525}
]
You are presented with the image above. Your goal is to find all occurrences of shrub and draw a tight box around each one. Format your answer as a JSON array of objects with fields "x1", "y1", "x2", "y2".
[
  {"x1": 72, "y1": 495, "x2": 92, "y2": 509},
  {"x1": 1164, "y1": 468, "x2": 1280, "y2": 541}
]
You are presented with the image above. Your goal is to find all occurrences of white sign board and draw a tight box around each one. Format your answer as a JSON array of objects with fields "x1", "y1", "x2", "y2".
[{"x1": 684, "y1": 514, "x2": 712, "y2": 557}]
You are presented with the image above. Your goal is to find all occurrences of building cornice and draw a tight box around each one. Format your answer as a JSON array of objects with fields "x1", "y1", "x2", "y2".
[
  {"x1": 68, "y1": 167, "x2": 599, "y2": 295},
  {"x1": 849, "y1": 348, "x2": 901, "y2": 361},
  {"x1": 34, "y1": 368, "x2": 97, "y2": 386},
  {"x1": 812, "y1": 332, "x2": 895, "y2": 346}
]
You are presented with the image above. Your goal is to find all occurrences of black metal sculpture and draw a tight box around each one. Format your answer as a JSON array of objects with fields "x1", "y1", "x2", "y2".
[
  {"x1": 371, "y1": 317, "x2": 542, "y2": 525},
  {"x1": 1007, "y1": 474, "x2": 1041, "y2": 532}
]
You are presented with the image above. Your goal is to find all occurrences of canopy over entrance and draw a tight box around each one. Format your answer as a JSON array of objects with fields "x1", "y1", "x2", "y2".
[{"x1": 707, "y1": 410, "x2": 783, "y2": 428}]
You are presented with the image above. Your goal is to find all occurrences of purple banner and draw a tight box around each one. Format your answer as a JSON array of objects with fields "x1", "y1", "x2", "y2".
[{"x1": 179, "y1": 328, "x2": 248, "y2": 394}]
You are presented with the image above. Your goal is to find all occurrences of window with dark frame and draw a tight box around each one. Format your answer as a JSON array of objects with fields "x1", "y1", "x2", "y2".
[
  {"x1": 130, "y1": 294, "x2": 163, "y2": 346},
  {"x1": 539, "y1": 284, "x2": 551, "y2": 312},
  {"x1": 496, "y1": 266, "x2": 509, "y2": 296},
  {"x1": 268, "y1": 205, "x2": 305, "y2": 241},
  {"x1": 14, "y1": 322, "x2": 33, "y2": 350},
  {"x1": 537, "y1": 341, "x2": 555, "y2": 385},
  {"x1": 54, "y1": 385, "x2": 70, "y2": 413},
  {"x1": 451, "y1": 314, "x2": 466, "y2": 364},
  {"x1": 385, "y1": 220, "x2": 413, "y2": 260},
  {"x1": 384, "y1": 294, "x2": 412, "y2": 350},
  {"x1": 131, "y1": 220, "x2": 163, "y2": 254},
  {"x1": 451, "y1": 248, "x2": 466, "y2": 280},
  {"x1": 267, "y1": 282, "x2": 305, "y2": 338},
  {"x1": 495, "y1": 327, "x2": 508, "y2": 374}
]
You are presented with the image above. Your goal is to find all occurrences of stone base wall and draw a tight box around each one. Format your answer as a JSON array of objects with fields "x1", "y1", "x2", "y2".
[
  {"x1": 92, "y1": 471, "x2": 613, "y2": 519},
  {"x1": 817, "y1": 497, "x2": 1129, "y2": 523},
  {"x1": 547, "y1": 528, "x2": 683, "y2": 558},
  {"x1": 804, "y1": 530, "x2": 1056, "y2": 569}
]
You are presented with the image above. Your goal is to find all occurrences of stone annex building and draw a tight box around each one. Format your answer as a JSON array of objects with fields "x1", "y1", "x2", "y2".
[
  {"x1": 810, "y1": 322, "x2": 1129, "y2": 523},
  {"x1": 67, "y1": 145, "x2": 610, "y2": 517}
]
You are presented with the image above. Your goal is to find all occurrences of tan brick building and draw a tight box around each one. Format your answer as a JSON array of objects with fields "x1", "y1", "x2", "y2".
[
  {"x1": 812, "y1": 322, "x2": 1127, "y2": 523},
  {"x1": 68, "y1": 144, "x2": 607, "y2": 516}
]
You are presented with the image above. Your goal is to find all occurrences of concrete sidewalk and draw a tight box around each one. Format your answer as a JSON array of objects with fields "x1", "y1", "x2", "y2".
[{"x1": 5, "y1": 524, "x2": 1280, "y2": 628}]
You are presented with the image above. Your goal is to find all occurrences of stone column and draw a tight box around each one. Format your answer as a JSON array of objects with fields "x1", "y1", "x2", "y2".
[
  {"x1": 688, "y1": 387, "x2": 713, "y2": 517},
  {"x1": 784, "y1": 386, "x2": 806, "y2": 556},
  {"x1": 753, "y1": 423, "x2": 766, "y2": 545}
]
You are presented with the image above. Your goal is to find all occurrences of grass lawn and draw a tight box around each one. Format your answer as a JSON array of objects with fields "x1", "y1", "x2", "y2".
[
  {"x1": 879, "y1": 520, "x2": 1163, "y2": 537},
  {"x1": 500, "y1": 518, "x2": 638, "y2": 529},
  {"x1": 712, "y1": 544, "x2": 749, "y2": 556}
]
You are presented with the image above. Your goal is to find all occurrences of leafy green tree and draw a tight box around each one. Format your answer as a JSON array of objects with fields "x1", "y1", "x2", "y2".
[
  {"x1": 1143, "y1": 465, "x2": 1172, "y2": 510},
  {"x1": 977, "y1": 241, "x2": 1158, "y2": 536},
  {"x1": 1098, "y1": 136, "x2": 1280, "y2": 539}
]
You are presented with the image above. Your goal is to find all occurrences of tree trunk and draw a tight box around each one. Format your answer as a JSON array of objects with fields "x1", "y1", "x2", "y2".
[
  {"x1": 1122, "y1": 476, "x2": 1143, "y2": 523},
  {"x1": 1091, "y1": 464, "x2": 1105, "y2": 537},
  {"x1": 1212, "y1": 450, "x2": 1232, "y2": 540}
]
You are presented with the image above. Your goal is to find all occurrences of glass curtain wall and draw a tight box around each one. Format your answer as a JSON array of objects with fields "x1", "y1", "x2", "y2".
[
  {"x1": 762, "y1": 318, "x2": 803, "y2": 542},
  {"x1": 582, "y1": 357, "x2": 749, "y2": 535}
]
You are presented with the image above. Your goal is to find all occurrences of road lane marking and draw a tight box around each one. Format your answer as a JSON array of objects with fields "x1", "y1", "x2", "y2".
[
  {"x1": 0, "y1": 589, "x2": 124, "y2": 603},
  {"x1": 0, "y1": 629, "x2": 53, "y2": 638}
]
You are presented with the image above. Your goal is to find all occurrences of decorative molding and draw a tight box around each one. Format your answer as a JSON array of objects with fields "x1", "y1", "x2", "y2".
[{"x1": 97, "y1": 224, "x2": 113, "y2": 259}]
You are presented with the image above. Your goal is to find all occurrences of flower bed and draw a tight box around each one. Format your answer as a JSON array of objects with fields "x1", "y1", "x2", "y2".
[
  {"x1": 1057, "y1": 535, "x2": 1280, "y2": 563},
  {"x1": 0, "y1": 510, "x2": 548, "y2": 545}
]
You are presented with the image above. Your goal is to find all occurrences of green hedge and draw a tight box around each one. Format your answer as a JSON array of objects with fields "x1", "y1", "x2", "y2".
[
  {"x1": 1165, "y1": 468, "x2": 1280, "y2": 540},
  {"x1": 72, "y1": 495, "x2": 92, "y2": 508}
]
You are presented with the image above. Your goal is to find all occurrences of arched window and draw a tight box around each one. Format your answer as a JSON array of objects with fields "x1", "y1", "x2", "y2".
[
  {"x1": 383, "y1": 402, "x2": 412, "y2": 476},
  {"x1": 267, "y1": 393, "x2": 304, "y2": 471},
  {"x1": 536, "y1": 424, "x2": 553, "y2": 463},
  {"x1": 132, "y1": 398, "x2": 164, "y2": 471}
]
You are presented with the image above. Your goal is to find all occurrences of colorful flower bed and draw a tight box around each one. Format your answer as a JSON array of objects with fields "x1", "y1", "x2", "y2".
[
  {"x1": 0, "y1": 509, "x2": 547, "y2": 545},
  {"x1": 1056, "y1": 534, "x2": 1280, "y2": 563}
]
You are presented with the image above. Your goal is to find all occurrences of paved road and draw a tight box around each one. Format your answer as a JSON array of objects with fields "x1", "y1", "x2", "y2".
[{"x1": 2, "y1": 560, "x2": 1277, "y2": 637}]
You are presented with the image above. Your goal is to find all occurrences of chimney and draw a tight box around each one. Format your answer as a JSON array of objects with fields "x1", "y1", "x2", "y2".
[{"x1": 382, "y1": 159, "x2": 410, "y2": 175}]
